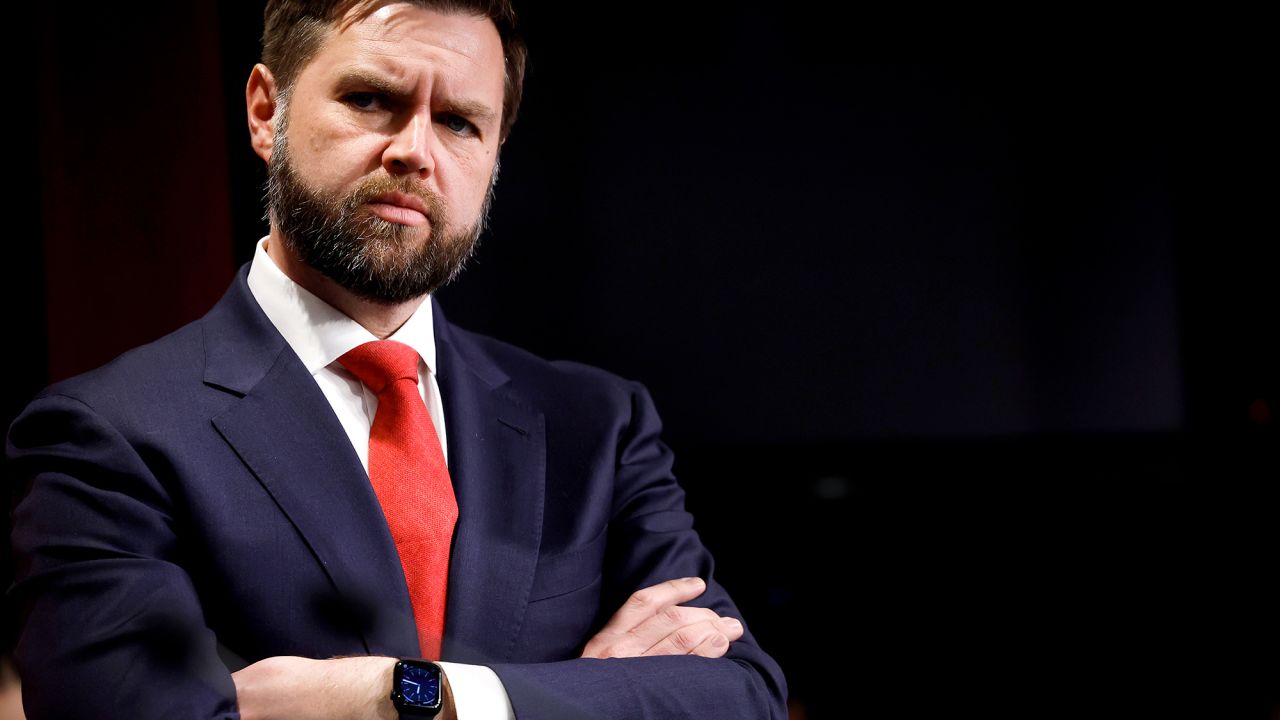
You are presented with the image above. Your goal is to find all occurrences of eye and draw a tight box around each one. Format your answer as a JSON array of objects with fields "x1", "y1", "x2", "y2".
[
  {"x1": 440, "y1": 113, "x2": 477, "y2": 137},
  {"x1": 344, "y1": 92, "x2": 384, "y2": 111}
]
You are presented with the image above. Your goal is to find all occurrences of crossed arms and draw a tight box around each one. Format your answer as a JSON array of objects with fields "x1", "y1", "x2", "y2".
[{"x1": 7, "y1": 371, "x2": 786, "y2": 719}]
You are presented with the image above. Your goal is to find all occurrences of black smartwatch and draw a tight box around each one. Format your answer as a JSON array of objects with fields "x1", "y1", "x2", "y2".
[{"x1": 390, "y1": 659, "x2": 444, "y2": 718}]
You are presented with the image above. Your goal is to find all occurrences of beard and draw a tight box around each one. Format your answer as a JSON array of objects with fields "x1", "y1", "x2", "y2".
[{"x1": 265, "y1": 124, "x2": 494, "y2": 305}]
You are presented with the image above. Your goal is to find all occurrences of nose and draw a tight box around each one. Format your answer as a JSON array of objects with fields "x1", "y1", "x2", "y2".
[{"x1": 383, "y1": 108, "x2": 436, "y2": 178}]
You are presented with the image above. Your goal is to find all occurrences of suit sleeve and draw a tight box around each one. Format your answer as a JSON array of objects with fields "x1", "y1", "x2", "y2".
[
  {"x1": 6, "y1": 392, "x2": 240, "y2": 719},
  {"x1": 487, "y1": 382, "x2": 788, "y2": 720}
]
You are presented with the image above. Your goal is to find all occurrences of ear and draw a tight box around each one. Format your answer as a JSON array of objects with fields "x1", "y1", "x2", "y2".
[{"x1": 246, "y1": 64, "x2": 279, "y2": 164}]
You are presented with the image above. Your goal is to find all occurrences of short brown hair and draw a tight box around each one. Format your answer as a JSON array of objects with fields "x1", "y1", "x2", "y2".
[{"x1": 262, "y1": 0, "x2": 527, "y2": 140}]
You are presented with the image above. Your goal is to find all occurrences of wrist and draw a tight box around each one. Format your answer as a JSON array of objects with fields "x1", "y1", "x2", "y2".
[
  {"x1": 439, "y1": 670, "x2": 456, "y2": 720},
  {"x1": 355, "y1": 656, "x2": 401, "y2": 720}
]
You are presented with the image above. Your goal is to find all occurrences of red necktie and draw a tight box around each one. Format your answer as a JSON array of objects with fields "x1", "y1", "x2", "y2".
[{"x1": 339, "y1": 340, "x2": 457, "y2": 659}]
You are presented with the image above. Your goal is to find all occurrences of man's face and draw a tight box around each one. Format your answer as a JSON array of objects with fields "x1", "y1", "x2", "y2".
[{"x1": 266, "y1": 3, "x2": 506, "y2": 303}]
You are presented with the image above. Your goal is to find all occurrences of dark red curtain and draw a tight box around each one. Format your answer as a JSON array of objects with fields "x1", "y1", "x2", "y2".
[{"x1": 38, "y1": 3, "x2": 236, "y2": 382}]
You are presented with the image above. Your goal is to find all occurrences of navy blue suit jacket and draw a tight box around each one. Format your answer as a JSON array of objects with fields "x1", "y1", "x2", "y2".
[{"x1": 6, "y1": 267, "x2": 786, "y2": 719}]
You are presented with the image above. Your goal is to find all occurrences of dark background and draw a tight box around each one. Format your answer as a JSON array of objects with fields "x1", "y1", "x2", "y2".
[{"x1": 6, "y1": 4, "x2": 1275, "y2": 719}]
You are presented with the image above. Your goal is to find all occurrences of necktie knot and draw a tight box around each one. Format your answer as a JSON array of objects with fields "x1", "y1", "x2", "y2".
[{"x1": 338, "y1": 340, "x2": 421, "y2": 395}]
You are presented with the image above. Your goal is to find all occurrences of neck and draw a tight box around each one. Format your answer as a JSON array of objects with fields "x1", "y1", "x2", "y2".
[{"x1": 265, "y1": 231, "x2": 425, "y2": 340}]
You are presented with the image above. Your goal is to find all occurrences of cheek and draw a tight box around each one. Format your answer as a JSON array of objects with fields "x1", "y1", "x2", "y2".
[
  {"x1": 283, "y1": 89, "x2": 392, "y2": 182},
  {"x1": 439, "y1": 148, "x2": 496, "y2": 210},
  {"x1": 296, "y1": 133, "x2": 385, "y2": 188}
]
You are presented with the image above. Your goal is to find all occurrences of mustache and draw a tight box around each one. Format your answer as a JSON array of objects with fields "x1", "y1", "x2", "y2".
[{"x1": 346, "y1": 174, "x2": 446, "y2": 223}]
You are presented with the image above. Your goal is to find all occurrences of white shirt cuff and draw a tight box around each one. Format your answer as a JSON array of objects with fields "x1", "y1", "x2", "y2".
[{"x1": 436, "y1": 661, "x2": 516, "y2": 720}]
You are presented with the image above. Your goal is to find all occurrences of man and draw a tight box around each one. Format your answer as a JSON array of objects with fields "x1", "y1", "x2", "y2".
[{"x1": 6, "y1": 1, "x2": 786, "y2": 718}]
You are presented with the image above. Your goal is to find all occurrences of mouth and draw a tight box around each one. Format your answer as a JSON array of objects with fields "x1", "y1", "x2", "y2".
[{"x1": 366, "y1": 191, "x2": 430, "y2": 227}]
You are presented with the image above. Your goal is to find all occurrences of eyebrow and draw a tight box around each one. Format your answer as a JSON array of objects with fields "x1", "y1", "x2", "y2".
[
  {"x1": 335, "y1": 68, "x2": 413, "y2": 98},
  {"x1": 440, "y1": 99, "x2": 497, "y2": 125},
  {"x1": 334, "y1": 68, "x2": 498, "y2": 124}
]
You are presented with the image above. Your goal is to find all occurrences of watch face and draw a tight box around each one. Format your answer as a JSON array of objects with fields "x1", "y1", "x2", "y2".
[{"x1": 394, "y1": 660, "x2": 442, "y2": 711}]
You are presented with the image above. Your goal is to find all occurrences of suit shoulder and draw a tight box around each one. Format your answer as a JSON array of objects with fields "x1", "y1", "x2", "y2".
[
  {"x1": 34, "y1": 318, "x2": 207, "y2": 416},
  {"x1": 446, "y1": 325, "x2": 644, "y2": 406}
]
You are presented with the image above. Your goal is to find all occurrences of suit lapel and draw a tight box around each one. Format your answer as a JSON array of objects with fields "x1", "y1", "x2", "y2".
[
  {"x1": 199, "y1": 274, "x2": 546, "y2": 662},
  {"x1": 202, "y1": 270, "x2": 420, "y2": 658},
  {"x1": 434, "y1": 300, "x2": 546, "y2": 664}
]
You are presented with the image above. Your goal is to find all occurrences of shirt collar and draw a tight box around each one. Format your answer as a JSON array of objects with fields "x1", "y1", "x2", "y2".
[{"x1": 245, "y1": 237, "x2": 438, "y2": 376}]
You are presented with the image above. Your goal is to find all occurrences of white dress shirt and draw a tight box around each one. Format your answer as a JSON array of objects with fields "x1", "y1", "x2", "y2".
[{"x1": 246, "y1": 237, "x2": 515, "y2": 720}]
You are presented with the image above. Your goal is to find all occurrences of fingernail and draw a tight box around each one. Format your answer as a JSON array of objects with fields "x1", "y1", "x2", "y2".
[
  {"x1": 685, "y1": 577, "x2": 705, "y2": 587},
  {"x1": 722, "y1": 618, "x2": 742, "y2": 632}
]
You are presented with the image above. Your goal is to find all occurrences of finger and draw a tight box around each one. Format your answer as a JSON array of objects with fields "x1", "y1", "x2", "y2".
[
  {"x1": 582, "y1": 603, "x2": 719, "y2": 659},
  {"x1": 606, "y1": 604, "x2": 721, "y2": 658},
  {"x1": 596, "y1": 577, "x2": 708, "y2": 636},
  {"x1": 720, "y1": 616, "x2": 745, "y2": 643},
  {"x1": 687, "y1": 630, "x2": 730, "y2": 659},
  {"x1": 580, "y1": 578, "x2": 711, "y2": 659},
  {"x1": 640, "y1": 618, "x2": 722, "y2": 657},
  {"x1": 641, "y1": 616, "x2": 743, "y2": 658}
]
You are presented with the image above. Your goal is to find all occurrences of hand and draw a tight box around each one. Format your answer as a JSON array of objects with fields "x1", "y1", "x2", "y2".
[
  {"x1": 232, "y1": 655, "x2": 419, "y2": 720},
  {"x1": 580, "y1": 577, "x2": 745, "y2": 659}
]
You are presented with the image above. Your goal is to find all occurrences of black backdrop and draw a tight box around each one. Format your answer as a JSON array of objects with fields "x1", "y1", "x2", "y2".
[{"x1": 6, "y1": 4, "x2": 1275, "y2": 718}]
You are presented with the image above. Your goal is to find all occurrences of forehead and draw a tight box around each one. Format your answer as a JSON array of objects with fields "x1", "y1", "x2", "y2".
[{"x1": 303, "y1": 3, "x2": 504, "y2": 97}]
